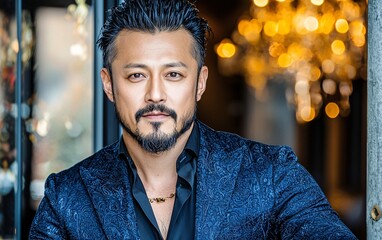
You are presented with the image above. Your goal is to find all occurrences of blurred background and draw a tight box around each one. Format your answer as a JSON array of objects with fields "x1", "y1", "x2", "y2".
[{"x1": 0, "y1": 0, "x2": 366, "y2": 239}]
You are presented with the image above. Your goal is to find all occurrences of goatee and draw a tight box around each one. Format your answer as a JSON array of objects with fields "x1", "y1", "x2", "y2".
[{"x1": 115, "y1": 103, "x2": 195, "y2": 153}]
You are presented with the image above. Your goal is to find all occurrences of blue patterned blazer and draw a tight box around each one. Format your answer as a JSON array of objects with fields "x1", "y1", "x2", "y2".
[{"x1": 30, "y1": 121, "x2": 356, "y2": 239}]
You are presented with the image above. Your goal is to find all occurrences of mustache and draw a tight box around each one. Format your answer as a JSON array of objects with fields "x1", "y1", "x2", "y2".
[{"x1": 135, "y1": 104, "x2": 177, "y2": 122}]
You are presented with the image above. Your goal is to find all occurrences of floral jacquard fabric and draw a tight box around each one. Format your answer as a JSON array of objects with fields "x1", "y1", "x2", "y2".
[{"x1": 29, "y1": 120, "x2": 357, "y2": 239}]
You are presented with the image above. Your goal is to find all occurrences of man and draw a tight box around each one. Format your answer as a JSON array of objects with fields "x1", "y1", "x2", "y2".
[{"x1": 30, "y1": 0, "x2": 357, "y2": 239}]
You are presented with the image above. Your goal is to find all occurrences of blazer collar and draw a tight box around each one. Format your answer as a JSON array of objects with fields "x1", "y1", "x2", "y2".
[
  {"x1": 195, "y1": 121, "x2": 248, "y2": 239},
  {"x1": 79, "y1": 121, "x2": 246, "y2": 239},
  {"x1": 79, "y1": 143, "x2": 140, "y2": 239}
]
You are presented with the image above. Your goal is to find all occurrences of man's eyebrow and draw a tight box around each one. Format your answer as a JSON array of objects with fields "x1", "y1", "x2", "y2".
[
  {"x1": 123, "y1": 62, "x2": 188, "y2": 69},
  {"x1": 123, "y1": 63, "x2": 148, "y2": 69},
  {"x1": 164, "y1": 62, "x2": 188, "y2": 68}
]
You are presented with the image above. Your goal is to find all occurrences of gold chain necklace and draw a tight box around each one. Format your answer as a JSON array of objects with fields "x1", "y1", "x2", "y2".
[{"x1": 148, "y1": 193, "x2": 175, "y2": 203}]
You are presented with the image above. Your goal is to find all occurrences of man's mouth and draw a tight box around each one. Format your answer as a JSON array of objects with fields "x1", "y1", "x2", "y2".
[
  {"x1": 142, "y1": 111, "x2": 170, "y2": 120},
  {"x1": 135, "y1": 104, "x2": 177, "y2": 122}
]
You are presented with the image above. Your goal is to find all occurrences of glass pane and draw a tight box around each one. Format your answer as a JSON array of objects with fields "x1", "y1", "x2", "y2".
[
  {"x1": 0, "y1": 2, "x2": 17, "y2": 239},
  {"x1": 29, "y1": 3, "x2": 94, "y2": 210}
]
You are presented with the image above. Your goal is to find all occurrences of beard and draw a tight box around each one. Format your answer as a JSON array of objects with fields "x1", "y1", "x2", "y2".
[{"x1": 115, "y1": 103, "x2": 196, "y2": 154}]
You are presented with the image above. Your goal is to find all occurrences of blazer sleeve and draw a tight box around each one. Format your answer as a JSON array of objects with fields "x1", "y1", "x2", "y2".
[
  {"x1": 29, "y1": 173, "x2": 67, "y2": 239},
  {"x1": 272, "y1": 147, "x2": 357, "y2": 239}
]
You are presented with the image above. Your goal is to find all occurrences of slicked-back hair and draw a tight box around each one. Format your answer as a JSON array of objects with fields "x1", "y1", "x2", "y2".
[{"x1": 97, "y1": 0, "x2": 211, "y2": 73}]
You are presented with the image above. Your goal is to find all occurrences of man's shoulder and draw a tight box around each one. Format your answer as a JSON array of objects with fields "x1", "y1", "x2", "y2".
[
  {"x1": 198, "y1": 121, "x2": 297, "y2": 165},
  {"x1": 50, "y1": 141, "x2": 120, "y2": 184}
]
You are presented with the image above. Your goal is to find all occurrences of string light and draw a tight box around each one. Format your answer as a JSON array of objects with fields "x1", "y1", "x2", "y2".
[{"x1": 215, "y1": 0, "x2": 366, "y2": 123}]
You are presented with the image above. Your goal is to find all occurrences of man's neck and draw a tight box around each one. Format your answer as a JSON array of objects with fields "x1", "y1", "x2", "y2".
[{"x1": 122, "y1": 123, "x2": 194, "y2": 191}]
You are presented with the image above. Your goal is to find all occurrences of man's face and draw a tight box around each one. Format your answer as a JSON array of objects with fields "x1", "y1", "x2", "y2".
[{"x1": 101, "y1": 29, "x2": 208, "y2": 153}]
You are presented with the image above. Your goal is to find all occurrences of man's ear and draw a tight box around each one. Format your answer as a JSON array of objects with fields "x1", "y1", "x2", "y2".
[
  {"x1": 196, "y1": 66, "x2": 208, "y2": 102},
  {"x1": 101, "y1": 68, "x2": 114, "y2": 102}
]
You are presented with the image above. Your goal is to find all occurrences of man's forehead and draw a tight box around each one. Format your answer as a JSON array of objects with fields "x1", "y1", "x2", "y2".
[
  {"x1": 116, "y1": 28, "x2": 193, "y2": 39},
  {"x1": 107, "y1": 28, "x2": 201, "y2": 70},
  {"x1": 112, "y1": 29, "x2": 198, "y2": 60}
]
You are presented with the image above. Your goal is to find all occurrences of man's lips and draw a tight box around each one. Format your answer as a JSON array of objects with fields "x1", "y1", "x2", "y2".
[
  {"x1": 142, "y1": 112, "x2": 170, "y2": 119},
  {"x1": 135, "y1": 104, "x2": 177, "y2": 122}
]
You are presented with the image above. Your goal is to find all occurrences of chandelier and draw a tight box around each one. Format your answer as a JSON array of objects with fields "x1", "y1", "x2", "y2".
[{"x1": 215, "y1": 0, "x2": 366, "y2": 123}]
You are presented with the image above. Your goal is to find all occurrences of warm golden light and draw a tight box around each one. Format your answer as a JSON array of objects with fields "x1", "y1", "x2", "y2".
[
  {"x1": 295, "y1": 81, "x2": 309, "y2": 95},
  {"x1": 339, "y1": 82, "x2": 353, "y2": 96},
  {"x1": 296, "y1": 70, "x2": 309, "y2": 82},
  {"x1": 247, "y1": 75, "x2": 267, "y2": 90},
  {"x1": 335, "y1": 19, "x2": 349, "y2": 33},
  {"x1": 346, "y1": 65, "x2": 356, "y2": 79},
  {"x1": 238, "y1": 20, "x2": 251, "y2": 36},
  {"x1": 319, "y1": 13, "x2": 335, "y2": 34},
  {"x1": 322, "y1": 59, "x2": 335, "y2": 73},
  {"x1": 331, "y1": 40, "x2": 346, "y2": 55},
  {"x1": 304, "y1": 16, "x2": 319, "y2": 32},
  {"x1": 245, "y1": 56, "x2": 266, "y2": 73},
  {"x1": 325, "y1": 102, "x2": 340, "y2": 118},
  {"x1": 264, "y1": 21, "x2": 278, "y2": 37},
  {"x1": 269, "y1": 42, "x2": 285, "y2": 57},
  {"x1": 311, "y1": 0, "x2": 324, "y2": 6},
  {"x1": 217, "y1": 0, "x2": 366, "y2": 122},
  {"x1": 253, "y1": 0, "x2": 269, "y2": 7},
  {"x1": 11, "y1": 40, "x2": 19, "y2": 53},
  {"x1": 238, "y1": 19, "x2": 262, "y2": 37},
  {"x1": 349, "y1": 20, "x2": 366, "y2": 36},
  {"x1": 322, "y1": 79, "x2": 337, "y2": 95},
  {"x1": 216, "y1": 40, "x2": 236, "y2": 58},
  {"x1": 351, "y1": 35, "x2": 366, "y2": 47},
  {"x1": 277, "y1": 20, "x2": 290, "y2": 35},
  {"x1": 278, "y1": 53, "x2": 293, "y2": 68},
  {"x1": 342, "y1": 1, "x2": 362, "y2": 19},
  {"x1": 310, "y1": 66, "x2": 321, "y2": 81},
  {"x1": 300, "y1": 106, "x2": 316, "y2": 122},
  {"x1": 287, "y1": 43, "x2": 304, "y2": 59}
]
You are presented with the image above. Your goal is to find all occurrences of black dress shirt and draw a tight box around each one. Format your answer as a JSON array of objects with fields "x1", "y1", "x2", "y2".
[{"x1": 119, "y1": 124, "x2": 199, "y2": 240}]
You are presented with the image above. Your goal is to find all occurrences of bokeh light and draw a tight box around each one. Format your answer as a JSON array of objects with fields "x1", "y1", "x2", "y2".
[
  {"x1": 216, "y1": 39, "x2": 236, "y2": 58},
  {"x1": 253, "y1": 0, "x2": 269, "y2": 7},
  {"x1": 278, "y1": 53, "x2": 293, "y2": 68},
  {"x1": 304, "y1": 16, "x2": 319, "y2": 32},
  {"x1": 300, "y1": 106, "x2": 316, "y2": 122},
  {"x1": 325, "y1": 102, "x2": 340, "y2": 118},
  {"x1": 335, "y1": 19, "x2": 349, "y2": 33},
  {"x1": 216, "y1": 0, "x2": 366, "y2": 122},
  {"x1": 331, "y1": 40, "x2": 346, "y2": 55},
  {"x1": 264, "y1": 21, "x2": 278, "y2": 37},
  {"x1": 311, "y1": 0, "x2": 324, "y2": 6}
]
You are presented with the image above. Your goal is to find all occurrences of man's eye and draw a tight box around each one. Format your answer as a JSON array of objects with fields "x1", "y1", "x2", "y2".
[
  {"x1": 169, "y1": 72, "x2": 179, "y2": 77},
  {"x1": 128, "y1": 73, "x2": 145, "y2": 80},
  {"x1": 167, "y1": 72, "x2": 183, "y2": 79}
]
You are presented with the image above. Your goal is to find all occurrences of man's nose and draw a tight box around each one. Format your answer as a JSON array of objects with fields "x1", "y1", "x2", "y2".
[{"x1": 145, "y1": 77, "x2": 166, "y2": 103}]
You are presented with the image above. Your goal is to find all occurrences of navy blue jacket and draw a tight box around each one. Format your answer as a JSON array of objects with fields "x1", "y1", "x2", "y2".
[{"x1": 30, "y1": 121, "x2": 356, "y2": 239}]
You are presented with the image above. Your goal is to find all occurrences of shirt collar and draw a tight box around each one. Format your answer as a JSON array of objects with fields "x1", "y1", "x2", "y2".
[{"x1": 182, "y1": 122, "x2": 200, "y2": 158}]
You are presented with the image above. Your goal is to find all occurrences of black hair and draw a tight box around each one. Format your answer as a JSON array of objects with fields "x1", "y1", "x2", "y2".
[{"x1": 97, "y1": 0, "x2": 211, "y2": 72}]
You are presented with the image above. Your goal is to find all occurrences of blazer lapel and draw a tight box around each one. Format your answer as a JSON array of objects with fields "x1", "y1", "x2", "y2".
[
  {"x1": 79, "y1": 150, "x2": 139, "y2": 239},
  {"x1": 195, "y1": 122, "x2": 248, "y2": 239}
]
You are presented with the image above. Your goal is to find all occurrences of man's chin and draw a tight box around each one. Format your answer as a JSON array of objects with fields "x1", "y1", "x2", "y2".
[
  {"x1": 137, "y1": 133, "x2": 178, "y2": 153},
  {"x1": 138, "y1": 121, "x2": 176, "y2": 135}
]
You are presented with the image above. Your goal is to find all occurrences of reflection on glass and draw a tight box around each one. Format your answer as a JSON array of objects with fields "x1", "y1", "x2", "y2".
[
  {"x1": 30, "y1": 6, "x2": 93, "y2": 209},
  {"x1": 0, "y1": 5, "x2": 17, "y2": 239}
]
